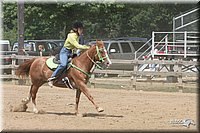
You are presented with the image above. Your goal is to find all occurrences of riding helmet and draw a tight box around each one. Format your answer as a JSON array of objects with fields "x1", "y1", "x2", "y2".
[{"x1": 73, "y1": 21, "x2": 83, "y2": 29}]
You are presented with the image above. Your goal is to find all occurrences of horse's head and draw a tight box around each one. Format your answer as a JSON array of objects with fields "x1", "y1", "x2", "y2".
[{"x1": 94, "y1": 40, "x2": 112, "y2": 67}]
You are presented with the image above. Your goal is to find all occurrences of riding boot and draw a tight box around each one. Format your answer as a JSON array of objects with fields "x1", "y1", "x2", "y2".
[{"x1": 47, "y1": 67, "x2": 66, "y2": 87}]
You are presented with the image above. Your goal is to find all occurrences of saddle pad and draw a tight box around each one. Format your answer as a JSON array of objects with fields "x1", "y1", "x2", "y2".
[{"x1": 46, "y1": 57, "x2": 59, "y2": 70}]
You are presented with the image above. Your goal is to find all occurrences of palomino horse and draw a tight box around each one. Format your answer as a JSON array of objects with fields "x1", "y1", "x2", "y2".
[{"x1": 16, "y1": 40, "x2": 111, "y2": 115}]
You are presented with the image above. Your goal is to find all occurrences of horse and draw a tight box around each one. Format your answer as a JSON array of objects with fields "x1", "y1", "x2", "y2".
[{"x1": 15, "y1": 40, "x2": 112, "y2": 115}]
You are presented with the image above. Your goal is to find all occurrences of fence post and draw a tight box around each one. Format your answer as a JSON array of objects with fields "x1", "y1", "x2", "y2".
[
  {"x1": 166, "y1": 60, "x2": 178, "y2": 83},
  {"x1": 11, "y1": 55, "x2": 16, "y2": 84},
  {"x1": 177, "y1": 59, "x2": 183, "y2": 91},
  {"x1": 131, "y1": 60, "x2": 137, "y2": 90},
  {"x1": 11, "y1": 55, "x2": 16, "y2": 76}
]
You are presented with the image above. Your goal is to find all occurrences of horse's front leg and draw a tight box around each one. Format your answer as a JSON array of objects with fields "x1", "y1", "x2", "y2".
[
  {"x1": 75, "y1": 89, "x2": 81, "y2": 115},
  {"x1": 76, "y1": 80, "x2": 104, "y2": 113}
]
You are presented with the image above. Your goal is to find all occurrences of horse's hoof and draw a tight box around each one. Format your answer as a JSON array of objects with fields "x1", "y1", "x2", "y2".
[{"x1": 97, "y1": 107, "x2": 104, "y2": 112}]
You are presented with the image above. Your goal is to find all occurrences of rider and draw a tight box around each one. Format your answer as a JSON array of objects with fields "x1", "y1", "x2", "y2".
[{"x1": 47, "y1": 21, "x2": 90, "y2": 86}]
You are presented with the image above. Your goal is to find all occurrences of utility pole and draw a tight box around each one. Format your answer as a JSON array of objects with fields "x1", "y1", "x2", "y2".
[
  {"x1": 17, "y1": 0, "x2": 25, "y2": 85},
  {"x1": 17, "y1": 0, "x2": 24, "y2": 56}
]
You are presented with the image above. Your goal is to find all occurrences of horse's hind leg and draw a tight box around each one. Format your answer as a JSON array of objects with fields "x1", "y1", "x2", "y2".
[
  {"x1": 30, "y1": 85, "x2": 40, "y2": 113},
  {"x1": 22, "y1": 85, "x2": 32, "y2": 104},
  {"x1": 21, "y1": 84, "x2": 40, "y2": 113}
]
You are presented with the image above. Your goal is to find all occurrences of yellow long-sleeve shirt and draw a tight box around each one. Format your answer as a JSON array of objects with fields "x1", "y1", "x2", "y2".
[{"x1": 64, "y1": 30, "x2": 89, "y2": 50}]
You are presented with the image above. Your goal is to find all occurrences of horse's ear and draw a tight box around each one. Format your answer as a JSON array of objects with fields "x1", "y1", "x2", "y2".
[
  {"x1": 100, "y1": 40, "x2": 104, "y2": 45},
  {"x1": 96, "y1": 39, "x2": 100, "y2": 45},
  {"x1": 96, "y1": 39, "x2": 103, "y2": 46}
]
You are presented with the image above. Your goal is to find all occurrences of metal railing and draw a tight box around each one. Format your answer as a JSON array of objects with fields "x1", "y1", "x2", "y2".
[
  {"x1": 151, "y1": 31, "x2": 200, "y2": 58},
  {"x1": 134, "y1": 38, "x2": 152, "y2": 60}
]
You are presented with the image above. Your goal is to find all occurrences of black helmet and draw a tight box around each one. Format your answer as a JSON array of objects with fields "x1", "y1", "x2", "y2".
[{"x1": 73, "y1": 21, "x2": 83, "y2": 29}]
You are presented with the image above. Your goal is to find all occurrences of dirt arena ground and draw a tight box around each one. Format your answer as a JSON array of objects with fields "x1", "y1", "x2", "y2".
[{"x1": 2, "y1": 83, "x2": 198, "y2": 132}]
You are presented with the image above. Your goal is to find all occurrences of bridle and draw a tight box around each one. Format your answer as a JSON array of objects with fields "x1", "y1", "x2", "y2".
[
  {"x1": 86, "y1": 45, "x2": 112, "y2": 70},
  {"x1": 69, "y1": 44, "x2": 112, "y2": 78}
]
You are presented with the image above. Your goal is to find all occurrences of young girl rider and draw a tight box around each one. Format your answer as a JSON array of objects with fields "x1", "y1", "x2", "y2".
[{"x1": 47, "y1": 21, "x2": 90, "y2": 86}]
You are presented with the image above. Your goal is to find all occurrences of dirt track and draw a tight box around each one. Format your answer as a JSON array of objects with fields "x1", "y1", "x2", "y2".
[{"x1": 2, "y1": 83, "x2": 198, "y2": 131}]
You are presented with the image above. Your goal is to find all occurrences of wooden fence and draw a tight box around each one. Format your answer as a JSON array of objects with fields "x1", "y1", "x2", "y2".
[
  {"x1": 0, "y1": 55, "x2": 199, "y2": 90},
  {"x1": 91, "y1": 59, "x2": 199, "y2": 90}
]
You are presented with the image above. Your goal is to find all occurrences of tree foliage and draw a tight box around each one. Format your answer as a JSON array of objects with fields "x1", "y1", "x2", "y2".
[{"x1": 2, "y1": 2, "x2": 197, "y2": 44}]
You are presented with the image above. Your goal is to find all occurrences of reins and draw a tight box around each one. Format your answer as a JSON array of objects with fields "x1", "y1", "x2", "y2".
[
  {"x1": 86, "y1": 50, "x2": 103, "y2": 70},
  {"x1": 70, "y1": 45, "x2": 110, "y2": 78},
  {"x1": 69, "y1": 63, "x2": 91, "y2": 78}
]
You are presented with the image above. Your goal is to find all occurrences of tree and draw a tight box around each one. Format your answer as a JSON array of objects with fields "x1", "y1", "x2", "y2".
[{"x1": 2, "y1": 2, "x2": 197, "y2": 44}]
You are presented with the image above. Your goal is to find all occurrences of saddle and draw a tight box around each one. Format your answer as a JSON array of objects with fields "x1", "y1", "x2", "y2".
[
  {"x1": 46, "y1": 54, "x2": 75, "y2": 89},
  {"x1": 46, "y1": 54, "x2": 72, "y2": 70}
]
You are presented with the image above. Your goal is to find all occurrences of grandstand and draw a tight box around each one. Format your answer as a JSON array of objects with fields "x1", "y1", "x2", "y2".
[{"x1": 135, "y1": 7, "x2": 199, "y2": 61}]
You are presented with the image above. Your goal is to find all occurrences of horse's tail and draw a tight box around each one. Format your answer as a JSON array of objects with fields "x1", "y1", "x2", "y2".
[{"x1": 15, "y1": 58, "x2": 36, "y2": 78}]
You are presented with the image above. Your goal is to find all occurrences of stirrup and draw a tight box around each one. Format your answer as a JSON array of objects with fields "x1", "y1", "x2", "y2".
[{"x1": 62, "y1": 77, "x2": 74, "y2": 89}]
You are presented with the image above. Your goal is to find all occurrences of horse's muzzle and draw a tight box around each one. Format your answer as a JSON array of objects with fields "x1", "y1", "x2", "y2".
[{"x1": 105, "y1": 59, "x2": 112, "y2": 67}]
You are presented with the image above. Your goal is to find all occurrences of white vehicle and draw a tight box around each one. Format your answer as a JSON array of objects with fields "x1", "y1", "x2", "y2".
[{"x1": 0, "y1": 40, "x2": 11, "y2": 51}]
